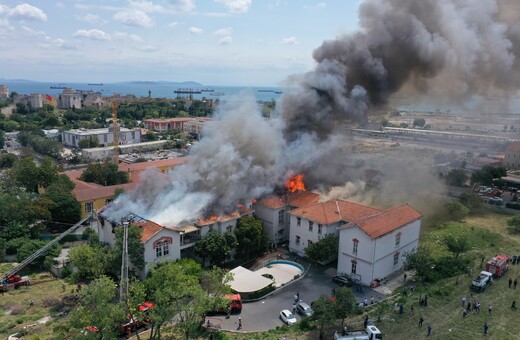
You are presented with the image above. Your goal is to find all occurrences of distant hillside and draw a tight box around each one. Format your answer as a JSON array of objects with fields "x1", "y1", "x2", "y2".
[
  {"x1": 0, "y1": 78, "x2": 39, "y2": 83},
  {"x1": 116, "y1": 80, "x2": 204, "y2": 86}
]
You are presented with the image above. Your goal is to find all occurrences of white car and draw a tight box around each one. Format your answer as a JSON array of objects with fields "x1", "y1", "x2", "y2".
[{"x1": 280, "y1": 309, "x2": 297, "y2": 325}]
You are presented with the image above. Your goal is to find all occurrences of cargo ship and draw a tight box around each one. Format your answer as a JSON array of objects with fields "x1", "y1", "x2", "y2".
[{"x1": 88, "y1": 83, "x2": 103, "y2": 86}]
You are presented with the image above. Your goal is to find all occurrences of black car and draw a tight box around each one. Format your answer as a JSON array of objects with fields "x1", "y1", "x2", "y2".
[{"x1": 332, "y1": 275, "x2": 353, "y2": 287}]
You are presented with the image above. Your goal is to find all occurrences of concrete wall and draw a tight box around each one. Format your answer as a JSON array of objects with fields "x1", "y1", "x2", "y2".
[{"x1": 288, "y1": 214, "x2": 340, "y2": 256}]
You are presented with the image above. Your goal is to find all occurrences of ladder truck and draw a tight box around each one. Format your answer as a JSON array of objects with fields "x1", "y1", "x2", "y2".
[{"x1": 0, "y1": 215, "x2": 92, "y2": 293}]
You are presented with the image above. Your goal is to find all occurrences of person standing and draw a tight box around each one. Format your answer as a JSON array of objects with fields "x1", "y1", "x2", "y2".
[
  {"x1": 364, "y1": 315, "x2": 369, "y2": 329},
  {"x1": 484, "y1": 322, "x2": 488, "y2": 336},
  {"x1": 515, "y1": 278, "x2": 518, "y2": 289},
  {"x1": 509, "y1": 278, "x2": 513, "y2": 288},
  {"x1": 424, "y1": 295, "x2": 428, "y2": 307},
  {"x1": 238, "y1": 317, "x2": 242, "y2": 330},
  {"x1": 427, "y1": 324, "x2": 432, "y2": 336},
  {"x1": 512, "y1": 301, "x2": 517, "y2": 310},
  {"x1": 463, "y1": 308, "x2": 468, "y2": 318},
  {"x1": 418, "y1": 316, "x2": 424, "y2": 327},
  {"x1": 488, "y1": 303, "x2": 493, "y2": 315},
  {"x1": 461, "y1": 295, "x2": 467, "y2": 307}
]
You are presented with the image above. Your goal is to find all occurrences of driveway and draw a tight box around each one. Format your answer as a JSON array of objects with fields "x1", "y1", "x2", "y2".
[{"x1": 206, "y1": 258, "x2": 388, "y2": 333}]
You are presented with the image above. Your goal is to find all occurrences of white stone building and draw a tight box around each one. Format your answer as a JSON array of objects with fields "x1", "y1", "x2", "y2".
[
  {"x1": 62, "y1": 126, "x2": 141, "y2": 148},
  {"x1": 57, "y1": 89, "x2": 82, "y2": 109},
  {"x1": 337, "y1": 204, "x2": 422, "y2": 285},
  {"x1": 0, "y1": 85, "x2": 9, "y2": 97}
]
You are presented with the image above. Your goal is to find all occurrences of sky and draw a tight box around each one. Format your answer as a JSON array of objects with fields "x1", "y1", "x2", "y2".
[{"x1": 0, "y1": 0, "x2": 361, "y2": 86}]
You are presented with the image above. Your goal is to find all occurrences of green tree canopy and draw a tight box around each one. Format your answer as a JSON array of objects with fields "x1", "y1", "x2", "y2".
[
  {"x1": 69, "y1": 243, "x2": 109, "y2": 282},
  {"x1": 444, "y1": 235, "x2": 471, "y2": 258},
  {"x1": 10, "y1": 156, "x2": 40, "y2": 192},
  {"x1": 445, "y1": 199, "x2": 469, "y2": 222},
  {"x1": 471, "y1": 165, "x2": 507, "y2": 186},
  {"x1": 334, "y1": 286, "x2": 356, "y2": 325},
  {"x1": 194, "y1": 230, "x2": 237, "y2": 266},
  {"x1": 235, "y1": 216, "x2": 266, "y2": 260},
  {"x1": 305, "y1": 234, "x2": 339, "y2": 264},
  {"x1": 446, "y1": 169, "x2": 467, "y2": 187},
  {"x1": 310, "y1": 294, "x2": 337, "y2": 339},
  {"x1": 106, "y1": 224, "x2": 144, "y2": 277},
  {"x1": 80, "y1": 161, "x2": 129, "y2": 186},
  {"x1": 507, "y1": 215, "x2": 520, "y2": 234}
]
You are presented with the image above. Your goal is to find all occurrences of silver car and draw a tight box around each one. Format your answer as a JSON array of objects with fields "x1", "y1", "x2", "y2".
[
  {"x1": 280, "y1": 309, "x2": 297, "y2": 325},
  {"x1": 296, "y1": 302, "x2": 313, "y2": 317}
]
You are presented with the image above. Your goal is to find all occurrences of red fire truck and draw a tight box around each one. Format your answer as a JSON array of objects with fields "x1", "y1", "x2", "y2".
[
  {"x1": 485, "y1": 255, "x2": 510, "y2": 278},
  {"x1": 0, "y1": 275, "x2": 31, "y2": 293}
]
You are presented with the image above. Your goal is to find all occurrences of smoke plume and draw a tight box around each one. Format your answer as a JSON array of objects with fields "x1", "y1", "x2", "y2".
[{"x1": 106, "y1": 0, "x2": 520, "y2": 225}]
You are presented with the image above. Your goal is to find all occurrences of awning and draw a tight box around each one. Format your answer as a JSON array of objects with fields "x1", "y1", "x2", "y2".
[
  {"x1": 178, "y1": 225, "x2": 199, "y2": 233},
  {"x1": 228, "y1": 266, "x2": 274, "y2": 293}
]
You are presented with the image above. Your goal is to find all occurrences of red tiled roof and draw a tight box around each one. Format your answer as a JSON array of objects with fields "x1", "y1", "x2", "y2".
[
  {"x1": 132, "y1": 220, "x2": 165, "y2": 243},
  {"x1": 197, "y1": 211, "x2": 241, "y2": 226},
  {"x1": 118, "y1": 157, "x2": 190, "y2": 173},
  {"x1": 507, "y1": 142, "x2": 520, "y2": 153},
  {"x1": 256, "y1": 191, "x2": 321, "y2": 209},
  {"x1": 289, "y1": 199, "x2": 382, "y2": 225},
  {"x1": 347, "y1": 204, "x2": 422, "y2": 239},
  {"x1": 74, "y1": 182, "x2": 137, "y2": 202}
]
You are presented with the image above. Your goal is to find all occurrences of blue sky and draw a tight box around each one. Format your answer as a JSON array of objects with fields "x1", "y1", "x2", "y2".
[{"x1": 0, "y1": 0, "x2": 361, "y2": 86}]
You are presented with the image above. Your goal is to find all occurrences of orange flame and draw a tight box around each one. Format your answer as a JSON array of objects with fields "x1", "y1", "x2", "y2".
[
  {"x1": 285, "y1": 174, "x2": 306, "y2": 193},
  {"x1": 208, "y1": 215, "x2": 218, "y2": 222}
]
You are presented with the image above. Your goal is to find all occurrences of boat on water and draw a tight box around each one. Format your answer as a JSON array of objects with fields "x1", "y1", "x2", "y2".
[
  {"x1": 88, "y1": 83, "x2": 103, "y2": 86},
  {"x1": 201, "y1": 88, "x2": 215, "y2": 92},
  {"x1": 50, "y1": 85, "x2": 66, "y2": 89},
  {"x1": 258, "y1": 89, "x2": 283, "y2": 94}
]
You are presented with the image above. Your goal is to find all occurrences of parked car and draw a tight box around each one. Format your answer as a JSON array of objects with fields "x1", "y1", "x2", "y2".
[
  {"x1": 332, "y1": 275, "x2": 353, "y2": 287},
  {"x1": 279, "y1": 309, "x2": 297, "y2": 325},
  {"x1": 296, "y1": 302, "x2": 314, "y2": 317}
]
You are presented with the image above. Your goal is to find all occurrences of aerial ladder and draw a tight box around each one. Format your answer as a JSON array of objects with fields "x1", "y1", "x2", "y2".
[{"x1": 0, "y1": 215, "x2": 92, "y2": 292}]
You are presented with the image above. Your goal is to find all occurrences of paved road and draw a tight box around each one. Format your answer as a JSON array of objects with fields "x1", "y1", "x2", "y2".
[{"x1": 206, "y1": 261, "x2": 387, "y2": 333}]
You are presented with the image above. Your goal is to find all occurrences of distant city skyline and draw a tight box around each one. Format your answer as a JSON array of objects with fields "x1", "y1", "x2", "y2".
[{"x1": 0, "y1": 1, "x2": 360, "y2": 86}]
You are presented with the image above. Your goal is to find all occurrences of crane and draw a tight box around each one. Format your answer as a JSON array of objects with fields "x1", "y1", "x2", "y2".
[{"x1": 112, "y1": 101, "x2": 119, "y2": 165}]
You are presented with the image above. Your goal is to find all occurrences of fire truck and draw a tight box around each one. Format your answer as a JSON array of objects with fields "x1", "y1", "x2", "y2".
[
  {"x1": 485, "y1": 255, "x2": 510, "y2": 278},
  {"x1": 207, "y1": 293, "x2": 242, "y2": 314},
  {"x1": 0, "y1": 215, "x2": 91, "y2": 293},
  {"x1": 119, "y1": 302, "x2": 155, "y2": 338}
]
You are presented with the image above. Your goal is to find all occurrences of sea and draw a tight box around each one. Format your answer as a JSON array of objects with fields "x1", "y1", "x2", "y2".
[{"x1": 2, "y1": 81, "x2": 287, "y2": 103}]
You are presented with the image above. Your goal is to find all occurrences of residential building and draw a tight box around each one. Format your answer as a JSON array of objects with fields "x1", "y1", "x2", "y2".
[
  {"x1": 95, "y1": 207, "x2": 253, "y2": 279},
  {"x1": 253, "y1": 191, "x2": 320, "y2": 244},
  {"x1": 144, "y1": 118, "x2": 198, "y2": 132},
  {"x1": 63, "y1": 157, "x2": 190, "y2": 217},
  {"x1": 504, "y1": 142, "x2": 520, "y2": 170},
  {"x1": 288, "y1": 199, "x2": 381, "y2": 257},
  {"x1": 183, "y1": 118, "x2": 211, "y2": 137},
  {"x1": 337, "y1": 204, "x2": 422, "y2": 286},
  {"x1": 62, "y1": 126, "x2": 141, "y2": 148},
  {"x1": 12, "y1": 93, "x2": 43, "y2": 110}
]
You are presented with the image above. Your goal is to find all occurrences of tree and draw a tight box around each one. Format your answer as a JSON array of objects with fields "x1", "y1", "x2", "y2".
[
  {"x1": 145, "y1": 130, "x2": 157, "y2": 141},
  {"x1": 471, "y1": 165, "x2": 507, "y2": 186},
  {"x1": 16, "y1": 239, "x2": 61, "y2": 267},
  {"x1": 334, "y1": 286, "x2": 356, "y2": 325},
  {"x1": 194, "y1": 230, "x2": 237, "y2": 266},
  {"x1": 0, "y1": 130, "x2": 4, "y2": 149},
  {"x1": 413, "y1": 118, "x2": 426, "y2": 127},
  {"x1": 446, "y1": 169, "x2": 467, "y2": 187},
  {"x1": 43, "y1": 184, "x2": 81, "y2": 224},
  {"x1": 507, "y1": 215, "x2": 520, "y2": 234},
  {"x1": 445, "y1": 199, "x2": 469, "y2": 221},
  {"x1": 107, "y1": 224, "x2": 144, "y2": 277},
  {"x1": 10, "y1": 156, "x2": 40, "y2": 192},
  {"x1": 235, "y1": 216, "x2": 266, "y2": 260},
  {"x1": 310, "y1": 294, "x2": 337, "y2": 340},
  {"x1": 69, "y1": 243, "x2": 108, "y2": 282},
  {"x1": 0, "y1": 221, "x2": 30, "y2": 240},
  {"x1": 444, "y1": 235, "x2": 470, "y2": 258},
  {"x1": 305, "y1": 234, "x2": 339, "y2": 264},
  {"x1": 458, "y1": 193, "x2": 482, "y2": 212},
  {"x1": 67, "y1": 276, "x2": 126, "y2": 339},
  {"x1": 145, "y1": 260, "x2": 229, "y2": 340},
  {"x1": 80, "y1": 161, "x2": 129, "y2": 186},
  {"x1": 403, "y1": 247, "x2": 435, "y2": 282},
  {"x1": 0, "y1": 153, "x2": 17, "y2": 168},
  {"x1": 37, "y1": 157, "x2": 59, "y2": 189}
]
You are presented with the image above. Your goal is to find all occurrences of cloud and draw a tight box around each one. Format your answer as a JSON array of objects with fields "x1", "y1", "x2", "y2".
[
  {"x1": 38, "y1": 37, "x2": 75, "y2": 50},
  {"x1": 129, "y1": 0, "x2": 164, "y2": 13},
  {"x1": 168, "y1": 0, "x2": 195, "y2": 12},
  {"x1": 304, "y1": 2, "x2": 327, "y2": 11},
  {"x1": 75, "y1": 13, "x2": 107, "y2": 25},
  {"x1": 0, "y1": 18, "x2": 13, "y2": 32},
  {"x1": 281, "y1": 37, "x2": 298, "y2": 45},
  {"x1": 21, "y1": 25, "x2": 46, "y2": 37},
  {"x1": 114, "y1": 10, "x2": 153, "y2": 28},
  {"x1": 218, "y1": 36, "x2": 232, "y2": 45},
  {"x1": 113, "y1": 31, "x2": 142, "y2": 42},
  {"x1": 166, "y1": 21, "x2": 178, "y2": 28},
  {"x1": 73, "y1": 29, "x2": 111, "y2": 41},
  {"x1": 135, "y1": 44, "x2": 159, "y2": 52},
  {"x1": 213, "y1": 27, "x2": 233, "y2": 37},
  {"x1": 189, "y1": 26, "x2": 203, "y2": 34},
  {"x1": 9, "y1": 3, "x2": 47, "y2": 21},
  {"x1": 0, "y1": 4, "x2": 9, "y2": 15},
  {"x1": 214, "y1": 0, "x2": 251, "y2": 13}
]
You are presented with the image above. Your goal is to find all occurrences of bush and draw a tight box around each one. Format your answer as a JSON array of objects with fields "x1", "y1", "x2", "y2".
[
  {"x1": 9, "y1": 304, "x2": 25, "y2": 315},
  {"x1": 41, "y1": 296, "x2": 60, "y2": 307}
]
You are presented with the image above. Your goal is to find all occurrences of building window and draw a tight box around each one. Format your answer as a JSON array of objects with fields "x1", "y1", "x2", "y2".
[
  {"x1": 278, "y1": 229, "x2": 285, "y2": 235},
  {"x1": 104, "y1": 198, "x2": 113, "y2": 205},
  {"x1": 395, "y1": 233, "x2": 401, "y2": 248},
  {"x1": 226, "y1": 225, "x2": 233, "y2": 232},
  {"x1": 156, "y1": 240, "x2": 169, "y2": 258},
  {"x1": 85, "y1": 201, "x2": 93, "y2": 213},
  {"x1": 295, "y1": 235, "x2": 300, "y2": 246},
  {"x1": 318, "y1": 224, "x2": 323, "y2": 235},
  {"x1": 297, "y1": 217, "x2": 301, "y2": 227},
  {"x1": 278, "y1": 210, "x2": 285, "y2": 224},
  {"x1": 308, "y1": 240, "x2": 313, "y2": 246},
  {"x1": 393, "y1": 252, "x2": 400, "y2": 266},
  {"x1": 353, "y1": 239, "x2": 359, "y2": 255},
  {"x1": 209, "y1": 224, "x2": 214, "y2": 232},
  {"x1": 351, "y1": 260, "x2": 357, "y2": 274},
  {"x1": 308, "y1": 221, "x2": 314, "y2": 232}
]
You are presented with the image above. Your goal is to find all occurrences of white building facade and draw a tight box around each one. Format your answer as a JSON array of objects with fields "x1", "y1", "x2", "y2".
[{"x1": 62, "y1": 126, "x2": 141, "y2": 148}]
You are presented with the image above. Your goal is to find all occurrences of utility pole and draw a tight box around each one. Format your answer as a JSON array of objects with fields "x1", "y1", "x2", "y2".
[{"x1": 119, "y1": 221, "x2": 129, "y2": 303}]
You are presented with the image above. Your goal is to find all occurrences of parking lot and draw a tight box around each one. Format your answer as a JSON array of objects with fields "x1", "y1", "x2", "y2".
[{"x1": 207, "y1": 258, "x2": 387, "y2": 333}]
